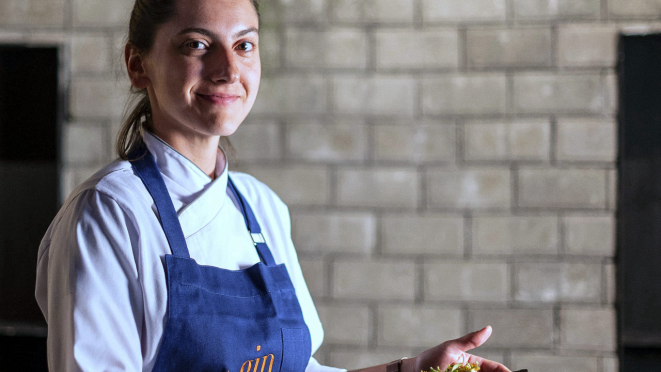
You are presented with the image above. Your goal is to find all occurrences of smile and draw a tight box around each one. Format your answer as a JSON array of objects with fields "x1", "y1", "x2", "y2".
[{"x1": 197, "y1": 93, "x2": 241, "y2": 105}]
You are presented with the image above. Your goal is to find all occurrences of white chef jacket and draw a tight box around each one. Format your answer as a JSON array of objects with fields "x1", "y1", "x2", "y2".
[{"x1": 35, "y1": 132, "x2": 344, "y2": 372}]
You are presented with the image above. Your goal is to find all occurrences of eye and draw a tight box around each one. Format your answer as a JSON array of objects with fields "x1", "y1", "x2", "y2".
[
  {"x1": 237, "y1": 41, "x2": 255, "y2": 52},
  {"x1": 185, "y1": 41, "x2": 207, "y2": 50}
]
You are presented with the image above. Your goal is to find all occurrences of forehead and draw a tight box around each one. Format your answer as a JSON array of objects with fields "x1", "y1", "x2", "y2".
[{"x1": 169, "y1": 0, "x2": 258, "y2": 32}]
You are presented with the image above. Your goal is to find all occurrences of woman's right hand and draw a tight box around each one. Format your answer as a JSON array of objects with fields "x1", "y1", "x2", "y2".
[{"x1": 406, "y1": 326, "x2": 510, "y2": 372}]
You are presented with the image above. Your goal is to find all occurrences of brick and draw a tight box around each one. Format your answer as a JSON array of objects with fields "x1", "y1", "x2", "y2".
[
  {"x1": 422, "y1": 0, "x2": 507, "y2": 22},
  {"x1": 0, "y1": 31, "x2": 26, "y2": 43},
  {"x1": 605, "y1": 264, "x2": 616, "y2": 304},
  {"x1": 63, "y1": 123, "x2": 109, "y2": 166},
  {"x1": 511, "y1": 353, "x2": 598, "y2": 372},
  {"x1": 112, "y1": 32, "x2": 129, "y2": 77},
  {"x1": 608, "y1": 0, "x2": 661, "y2": 18},
  {"x1": 378, "y1": 305, "x2": 463, "y2": 347},
  {"x1": 603, "y1": 357, "x2": 619, "y2": 372},
  {"x1": 70, "y1": 78, "x2": 129, "y2": 118},
  {"x1": 238, "y1": 165, "x2": 329, "y2": 206},
  {"x1": 73, "y1": 0, "x2": 134, "y2": 26},
  {"x1": 330, "y1": 350, "x2": 414, "y2": 371},
  {"x1": 423, "y1": 74, "x2": 507, "y2": 115},
  {"x1": 561, "y1": 307, "x2": 616, "y2": 351},
  {"x1": 317, "y1": 304, "x2": 370, "y2": 345},
  {"x1": 374, "y1": 123, "x2": 456, "y2": 163},
  {"x1": 333, "y1": 260, "x2": 415, "y2": 300},
  {"x1": 515, "y1": 263, "x2": 602, "y2": 302},
  {"x1": 299, "y1": 258, "x2": 325, "y2": 298},
  {"x1": 0, "y1": 0, "x2": 65, "y2": 26},
  {"x1": 230, "y1": 120, "x2": 281, "y2": 162},
  {"x1": 71, "y1": 34, "x2": 112, "y2": 73},
  {"x1": 285, "y1": 28, "x2": 368, "y2": 69},
  {"x1": 337, "y1": 168, "x2": 419, "y2": 209},
  {"x1": 606, "y1": 72, "x2": 618, "y2": 115},
  {"x1": 381, "y1": 215, "x2": 463, "y2": 255},
  {"x1": 258, "y1": 0, "x2": 327, "y2": 23},
  {"x1": 518, "y1": 168, "x2": 607, "y2": 209},
  {"x1": 260, "y1": 28, "x2": 281, "y2": 72},
  {"x1": 27, "y1": 31, "x2": 68, "y2": 44},
  {"x1": 291, "y1": 212, "x2": 376, "y2": 255},
  {"x1": 252, "y1": 75, "x2": 327, "y2": 114},
  {"x1": 333, "y1": 75, "x2": 417, "y2": 115},
  {"x1": 469, "y1": 308, "x2": 554, "y2": 347},
  {"x1": 513, "y1": 0, "x2": 600, "y2": 19},
  {"x1": 513, "y1": 73, "x2": 604, "y2": 114},
  {"x1": 427, "y1": 168, "x2": 511, "y2": 209},
  {"x1": 313, "y1": 348, "x2": 327, "y2": 366},
  {"x1": 473, "y1": 215, "x2": 558, "y2": 255},
  {"x1": 464, "y1": 120, "x2": 550, "y2": 162},
  {"x1": 286, "y1": 120, "x2": 368, "y2": 162},
  {"x1": 424, "y1": 261, "x2": 509, "y2": 302},
  {"x1": 466, "y1": 28, "x2": 552, "y2": 68},
  {"x1": 608, "y1": 169, "x2": 617, "y2": 210},
  {"x1": 564, "y1": 214, "x2": 615, "y2": 256},
  {"x1": 375, "y1": 29, "x2": 459, "y2": 70},
  {"x1": 332, "y1": 0, "x2": 415, "y2": 23},
  {"x1": 556, "y1": 119, "x2": 617, "y2": 162},
  {"x1": 558, "y1": 25, "x2": 618, "y2": 67}
]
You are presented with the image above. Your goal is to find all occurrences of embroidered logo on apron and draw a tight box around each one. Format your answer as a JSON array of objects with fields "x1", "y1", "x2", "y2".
[{"x1": 239, "y1": 354, "x2": 275, "y2": 372}]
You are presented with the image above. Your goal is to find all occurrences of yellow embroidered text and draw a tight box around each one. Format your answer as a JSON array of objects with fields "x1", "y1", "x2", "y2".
[{"x1": 240, "y1": 354, "x2": 275, "y2": 372}]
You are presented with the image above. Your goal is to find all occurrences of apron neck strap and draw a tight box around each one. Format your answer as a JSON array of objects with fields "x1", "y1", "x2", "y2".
[
  {"x1": 227, "y1": 178, "x2": 277, "y2": 266},
  {"x1": 129, "y1": 144, "x2": 191, "y2": 259},
  {"x1": 130, "y1": 143, "x2": 277, "y2": 266}
]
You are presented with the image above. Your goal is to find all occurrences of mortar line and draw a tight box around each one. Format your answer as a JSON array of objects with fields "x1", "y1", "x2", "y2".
[
  {"x1": 459, "y1": 25, "x2": 468, "y2": 73},
  {"x1": 550, "y1": 115, "x2": 558, "y2": 165}
]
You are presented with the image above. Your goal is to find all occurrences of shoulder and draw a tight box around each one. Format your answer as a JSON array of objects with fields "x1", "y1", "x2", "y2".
[
  {"x1": 228, "y1": 171, "x2": 289, "y2": 215},
  {"x1": 53, "y1": 160, "x2": 153, "y2": 232},
  {"x1": 65, "y1": 160, "x2": 151, "y2": 211}
]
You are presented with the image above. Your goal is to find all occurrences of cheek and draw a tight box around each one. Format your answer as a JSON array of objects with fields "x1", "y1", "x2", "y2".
[
  {"x1": 244, "y1": 64, "x2": 261, "y2": 96},
  {"x1": 163, "y1": 59, "x2": 201, "y2": 96}
]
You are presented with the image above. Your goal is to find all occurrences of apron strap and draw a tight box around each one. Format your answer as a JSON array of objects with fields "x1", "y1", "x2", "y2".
[
  {"x1": 227, "y1": 177, "x2": 277, "y2": 266},
  {"x1": 129, "y1": 144, "x2": 191, "y2": 259}
]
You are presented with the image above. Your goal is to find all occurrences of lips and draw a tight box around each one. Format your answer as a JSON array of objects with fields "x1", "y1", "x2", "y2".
[{"x1": 196, "y1": 92, "x2": 241, "y2": 105}]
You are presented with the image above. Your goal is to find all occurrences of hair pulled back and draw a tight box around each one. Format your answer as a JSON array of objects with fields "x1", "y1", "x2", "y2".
[{"x1": 117, "y1": 0, "x2": 260, "y2": 160}]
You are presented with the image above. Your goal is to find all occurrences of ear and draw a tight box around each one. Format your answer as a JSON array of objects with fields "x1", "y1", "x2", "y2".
[{"x1": 125, "y1": 43, "x2": 151, "y2": 89}]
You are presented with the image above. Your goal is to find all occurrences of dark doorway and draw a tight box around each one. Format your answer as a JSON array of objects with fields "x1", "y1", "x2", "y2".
[
  {"x1": 0, "y1": 45, "x2": 62, "y2": 371},
  {"x1": 617, "y1": 33, "x2": 661, "y2": 370}
]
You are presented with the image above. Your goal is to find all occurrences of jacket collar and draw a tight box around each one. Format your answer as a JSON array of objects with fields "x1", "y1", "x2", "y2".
[{"x1": 142, "y1": 132, "x2": 229, "y2": 238}]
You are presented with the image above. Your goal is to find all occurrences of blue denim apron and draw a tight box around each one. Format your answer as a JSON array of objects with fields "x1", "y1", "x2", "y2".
[{"x1": 130, "y1": 146, "x2": 312, "y2": 372}]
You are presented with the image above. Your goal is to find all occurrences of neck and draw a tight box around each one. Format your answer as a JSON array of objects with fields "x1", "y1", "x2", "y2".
[{"x1": 151, "y1": 127, "x2": 224, "y2": 180}]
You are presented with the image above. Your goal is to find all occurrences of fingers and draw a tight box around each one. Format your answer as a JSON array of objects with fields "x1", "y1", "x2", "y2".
[
  {"x1": 449, "y1": 325, "x2": 492, "y2": 352},
  {"x1": 466, "y1": 354, "x2": 511, "y2": 372}
]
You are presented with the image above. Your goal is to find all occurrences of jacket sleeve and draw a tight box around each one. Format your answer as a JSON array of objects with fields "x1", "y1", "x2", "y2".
[{"x1": 36, "y1": 190, "x2": 144, "y2": 371}]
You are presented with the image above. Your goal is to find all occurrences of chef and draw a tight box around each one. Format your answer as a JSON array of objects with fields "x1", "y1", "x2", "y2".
[{"x1": 35, "y1": 0, "x2": 512, "y2": 371}]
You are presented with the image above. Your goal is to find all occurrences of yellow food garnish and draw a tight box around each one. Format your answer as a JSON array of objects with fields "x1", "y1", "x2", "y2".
[{"x1": 422, "y1": 363, "x2": 480, "y2": 372}]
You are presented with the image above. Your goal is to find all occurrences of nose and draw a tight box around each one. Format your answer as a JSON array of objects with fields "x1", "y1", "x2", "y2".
[{"x1": 210, "y1": 47, "x2": 239, "y2": 84}]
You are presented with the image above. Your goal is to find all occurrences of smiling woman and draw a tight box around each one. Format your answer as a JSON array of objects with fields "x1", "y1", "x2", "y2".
[{"x1": 34, "y1": 0, "x2": 512, "y2": 371}]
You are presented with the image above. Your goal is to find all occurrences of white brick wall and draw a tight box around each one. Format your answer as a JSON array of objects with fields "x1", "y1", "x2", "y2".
[{"x1": 5, "y1": 0, "x2": 648, "y2": 369}]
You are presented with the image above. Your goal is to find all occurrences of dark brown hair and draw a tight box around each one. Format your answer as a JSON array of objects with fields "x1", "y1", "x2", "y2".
[{"x1": 117, "y1": 0, "x2": 260, "y2": 160}]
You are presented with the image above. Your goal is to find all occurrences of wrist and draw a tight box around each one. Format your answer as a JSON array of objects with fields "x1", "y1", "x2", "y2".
[{"x1": 400, "y1": 357, "x2": 417, "y2": 372}]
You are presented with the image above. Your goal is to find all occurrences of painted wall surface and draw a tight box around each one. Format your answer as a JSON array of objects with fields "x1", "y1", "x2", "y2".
[{"x1": 5, "y1": 0, "x2": 661, "y2": 370}]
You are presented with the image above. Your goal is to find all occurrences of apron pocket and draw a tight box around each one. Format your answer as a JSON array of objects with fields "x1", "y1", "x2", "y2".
[{"x1": 280, "y1": 328, "x2": 311, "y2": 372}]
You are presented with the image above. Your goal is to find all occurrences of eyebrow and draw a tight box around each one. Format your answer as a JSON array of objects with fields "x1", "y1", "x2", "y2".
[{"x1": 177, "y1": 27, "x2": 259, "y2": 39}]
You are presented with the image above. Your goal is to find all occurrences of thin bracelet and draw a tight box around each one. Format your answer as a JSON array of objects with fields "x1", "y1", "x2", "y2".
[{"x1": 386, "y1": 357, "x2": 408, "y2": 372}]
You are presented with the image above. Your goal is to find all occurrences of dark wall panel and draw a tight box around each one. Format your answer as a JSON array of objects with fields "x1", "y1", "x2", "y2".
[
  {"x1": 618, "y1": 33, "x2": 661, "y2": 370},
  {"x1": 0, "y1": 46, "x2": 60, "y2": 327}
]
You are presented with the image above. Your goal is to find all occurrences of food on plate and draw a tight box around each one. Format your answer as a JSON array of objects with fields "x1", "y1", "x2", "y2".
[{"x1": 422, "y1": 363, "x2": 480, "y2": 372}]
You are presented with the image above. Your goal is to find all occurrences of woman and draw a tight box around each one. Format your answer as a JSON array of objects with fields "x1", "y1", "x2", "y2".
[{"x1": 35, "y1": 0, "x2": 512, "y2": 371}]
